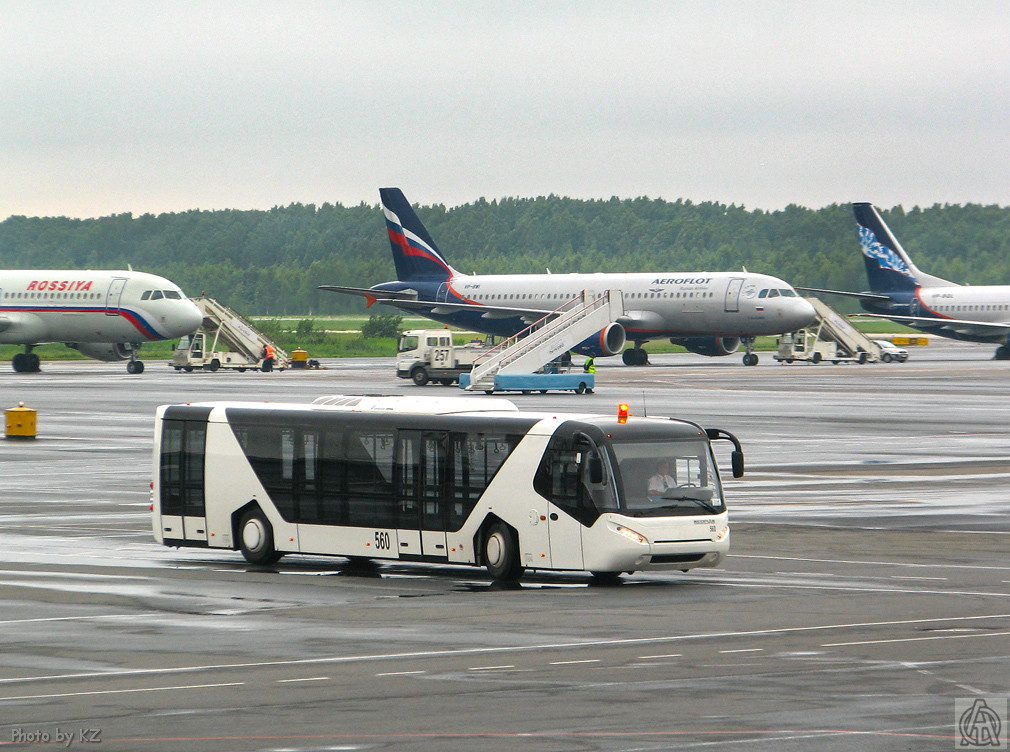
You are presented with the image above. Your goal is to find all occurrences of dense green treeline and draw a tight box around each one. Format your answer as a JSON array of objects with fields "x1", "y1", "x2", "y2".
[{"x1": 2, "y1": 198, "x2": 1009, "y2": 315}]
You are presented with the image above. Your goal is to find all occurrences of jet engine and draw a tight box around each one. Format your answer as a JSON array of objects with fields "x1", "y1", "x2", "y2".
[
  {"x1": 675, "y1": 336, "x2": 741, "y2": 357},
  {"x1": 65, "y1": 342, "x2": 135, "y2": 362},
  {"x1": 572, "y1": 323, "x2": 627, "y2": 358}
]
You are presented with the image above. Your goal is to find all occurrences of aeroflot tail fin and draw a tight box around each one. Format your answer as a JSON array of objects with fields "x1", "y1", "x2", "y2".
[
  {"x1": 853, "y1": 202, "x2": 952, "y2": 292},
  {"x1": 379, "y1": 188, "x2": 456, "y2": 281}
]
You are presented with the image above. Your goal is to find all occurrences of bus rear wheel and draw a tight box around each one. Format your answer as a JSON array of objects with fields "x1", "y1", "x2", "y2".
[
  {"x1": 484, "y1": 522, "x2": 523, "y2": 582},
  {"x1": 239, "y1": 509, "x2": 283, "y2": 565}
]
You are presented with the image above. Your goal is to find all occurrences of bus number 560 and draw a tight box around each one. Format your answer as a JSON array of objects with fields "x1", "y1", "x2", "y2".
[{"x1": 374, "y1": 531, "x2": 391, "y2": 550}]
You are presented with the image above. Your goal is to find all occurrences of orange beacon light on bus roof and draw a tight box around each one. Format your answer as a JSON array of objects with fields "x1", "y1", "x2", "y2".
[{"x1": 617, "y1": 404, "x2": 630, "y2": 423}]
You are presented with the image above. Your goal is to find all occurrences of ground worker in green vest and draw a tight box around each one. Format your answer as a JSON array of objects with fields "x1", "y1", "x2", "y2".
[{"x1": 584, "y1": 356, "x2": 595, "y2": 374}]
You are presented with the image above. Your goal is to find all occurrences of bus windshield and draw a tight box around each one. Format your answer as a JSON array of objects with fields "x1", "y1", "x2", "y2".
[
  {"x1": 608, "y1": 440, "x2": 725, "y2": 517},
  {"x1": 398, "y1": 335, "x2": 419, "y2": 353}
]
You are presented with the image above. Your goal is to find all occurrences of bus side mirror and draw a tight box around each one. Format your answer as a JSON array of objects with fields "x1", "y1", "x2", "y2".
[
  {"x1": 588, "y1": 457, "x2": 603, "y2": 484},
  {"x1": 731, "y1": 451, "x2": 744, "y2": 478}
]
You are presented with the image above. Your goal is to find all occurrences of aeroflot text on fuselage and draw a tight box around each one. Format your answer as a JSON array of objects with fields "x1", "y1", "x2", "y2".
[
  {"x1": 26, "y1": 280, "x2": 95, "y2": 291},
  {"x1": 651, "y1": 278, "x2": 712, "y2": 285}
]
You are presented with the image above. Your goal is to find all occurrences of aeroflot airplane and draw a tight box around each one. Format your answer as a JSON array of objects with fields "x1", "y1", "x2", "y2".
[
  {"x1": 321, "y1": 188, "x2": 817, "y2": 365},
  {"x1": 800, "y1": 203, "x2": 1010, "y2": 360},
  {"x1": 0, "y1": 270, "x2": 203, "y2": 373}
]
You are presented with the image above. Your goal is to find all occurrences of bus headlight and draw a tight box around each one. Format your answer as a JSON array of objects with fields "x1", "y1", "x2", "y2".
[
  {"x1": 716, "y1": 527, "x2": 729, "y2": 541},
  {"x1": 615, "y1": 525, "x2": 647, "y2": 545}
]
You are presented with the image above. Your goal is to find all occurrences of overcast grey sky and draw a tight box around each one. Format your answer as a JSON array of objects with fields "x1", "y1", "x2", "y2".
[{"x1": 3, "y1": 0, "x2": 1008, "y2": 219}]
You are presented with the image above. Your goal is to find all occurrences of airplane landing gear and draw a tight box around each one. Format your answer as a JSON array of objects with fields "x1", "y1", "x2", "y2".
[
  {"x1": 622, "y1": 345, "x2": 649, "y2": 366},
  {"x1": 741, "y1": 337, "x2": 758, "y2": 366},
  {"x1": 11, "y1": 348, "x2": 41, "y2": 373},
  {"x1": 126, "y1": 345, "x2": 145, "y2": 374}
]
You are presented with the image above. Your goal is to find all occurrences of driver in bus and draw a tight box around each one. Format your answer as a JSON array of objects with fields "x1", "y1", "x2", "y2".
[{"x1": 648, "y1": 459, "x2": 676, "y2": 497}]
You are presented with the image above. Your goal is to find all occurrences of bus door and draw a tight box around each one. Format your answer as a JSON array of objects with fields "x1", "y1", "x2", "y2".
[
  {"x1": 420, "y1": 432, "x2": 449, "y2": 558},
  {"x1": 105, "y1": 277, "x2": 128, "y2": 316},
  {"x1": 545, "y1": 449, "x2": 584, "y2": 570},
  {"x1": 159, "y1": 418, "x2": 208, "y2": 543},
  {"x1": 395, "y1": 431, "x2": 422, "y2": 556}
]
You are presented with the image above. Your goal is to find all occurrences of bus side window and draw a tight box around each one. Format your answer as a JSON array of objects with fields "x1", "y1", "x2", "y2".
[
  {"x1": 298, "y1": 431, "x2": 320, "y2": 522},
  {"x1": 319, "y1": 429, "x2": 345, "y2": 523},
  {"x1": 397, "y1": 432, "x2": 419, "y2": 527},
  {"x1": 421, "y1": 433, "x2": 447, "y2": 530},
  {"x1": 160, "y1": 422, "x2": 184, "y2": 516},
  {"x1": 346, "y1": 430, "x2": 395, "y2": 527},
  {"x1": 160, "y1": 420, "x2": 206, "y2": 519},
  {"x1": 534, "y1": 449, "x2": 598, "y2": 526}
]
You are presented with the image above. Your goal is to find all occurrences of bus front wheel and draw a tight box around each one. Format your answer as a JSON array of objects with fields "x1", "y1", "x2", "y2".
[
  {"x1": 239, "y1": 509, "x2": 282, "y2": 565},
  {"x1": 484, "y1": 522, "x2": 523, "y2": 582}
]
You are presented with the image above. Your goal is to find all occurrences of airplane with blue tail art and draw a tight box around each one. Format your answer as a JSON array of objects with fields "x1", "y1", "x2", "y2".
[
  {"x1": 798, "y1": 202, "x2": 1010, "y2": 359},
  {"x1": 0, "y1": 269, "x2": 203, "y2": 373},
  {"x1": 320, "y1": 188, "x2": 817, "y2": 366}
]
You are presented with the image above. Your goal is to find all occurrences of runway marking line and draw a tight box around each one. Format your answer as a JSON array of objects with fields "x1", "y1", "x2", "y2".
[
  {"x1": 0, "y1": 681, "x2": 243, "y2": 702},
  {"x1": 276, "y1": 677, "x2": 329, "y2": 683},
  {"x1": 823, "y1": 629, "x2": 1010, "y2": 647},
  {"x1": 719, "y1": 648, "x2": 764, "y2": 654},
  {"x1": 549, "y1": 659, "x2": 600, "y2": 666},
  {"x1": 376, "y1": 670, "x2": 425, "y2": 677},
  {"x1": 2, "y1": 613, "x2": 1008, "y2": 688},
  {"x1": 638, "y1": 653, "x2": 682, "y2": 659},
  {"x1": 731, "y1": 553, "x2": 1010, "y2": 571}
]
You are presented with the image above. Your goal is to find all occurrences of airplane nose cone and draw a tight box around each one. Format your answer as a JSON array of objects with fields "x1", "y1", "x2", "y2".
[
  {"x1": 175, "y1": 301, "x2": 204, "y2": 336},
  {"x1": 793, "y1": 297, "x2": 818, "y2": 329}
]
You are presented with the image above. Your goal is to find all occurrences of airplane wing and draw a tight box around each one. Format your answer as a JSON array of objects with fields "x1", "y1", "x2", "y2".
[
  {"x1": 0, "y1": 311, "x2": 47, "y2": 343},
  {"x1": 794, "y1": 286, "x2": 893, "y2": 303},
  {"x1": 318, "y1": 285, "x2": 553, "y2": 324},
  {"x1": 852, "y1": 313, "x2": 1010, "y2": 335}
]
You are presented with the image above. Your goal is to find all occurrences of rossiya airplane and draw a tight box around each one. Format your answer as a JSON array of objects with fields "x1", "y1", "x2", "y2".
[
  {"x1": 799, "y1": 202, "x2": 1010, "y2": 359},
  {"x1": 321, "y1": 188, "x2": 817, "y2": 366},
  {"x1": 0, "y1": 270, "x2": 203, "y2": 373}
]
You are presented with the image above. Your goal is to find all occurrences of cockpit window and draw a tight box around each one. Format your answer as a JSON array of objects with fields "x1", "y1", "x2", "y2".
[
  {"x1": 141, "y1": 290, "x2": 151, "y2": 300},
  {"x1": 164, "y1": 290, "x2": 182, "y2": 299},
  {"x1": 151, "y1": 290, "x2": 164, "y2": 300},
  {"x1": 779, "y1": 289, "x2": 796, "y2": 297}
]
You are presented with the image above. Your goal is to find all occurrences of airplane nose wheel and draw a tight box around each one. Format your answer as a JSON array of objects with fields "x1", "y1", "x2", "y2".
[{"x1": 741, "y1": 337, "x2": 758, "y2": 366}]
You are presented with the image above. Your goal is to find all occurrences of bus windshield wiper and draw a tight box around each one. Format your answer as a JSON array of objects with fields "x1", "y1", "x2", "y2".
[{"x1": 648, "y1": 498, "x2": 720, "y2": 515}]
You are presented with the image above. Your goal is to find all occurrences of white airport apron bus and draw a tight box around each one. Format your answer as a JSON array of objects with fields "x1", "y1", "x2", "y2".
[{"x1": 152, "y1": 395, "x2": 744, "y2": 582}]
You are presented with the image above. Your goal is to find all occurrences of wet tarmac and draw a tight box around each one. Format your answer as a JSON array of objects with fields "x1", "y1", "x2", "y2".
[{"x1": 0, "y1": 342, "x2": 1007, "y2": 750}]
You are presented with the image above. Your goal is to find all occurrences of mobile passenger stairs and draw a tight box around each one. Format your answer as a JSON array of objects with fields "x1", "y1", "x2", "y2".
[
  {"x1": 172, "y1": 296, "x2": 291, "y2": 372},
  {"x1": 459, "y1": 289, "x2": 624, "y2": 394},
  {"x1": 775, "y1": 296, "x2": 880, "y2": 365}
]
